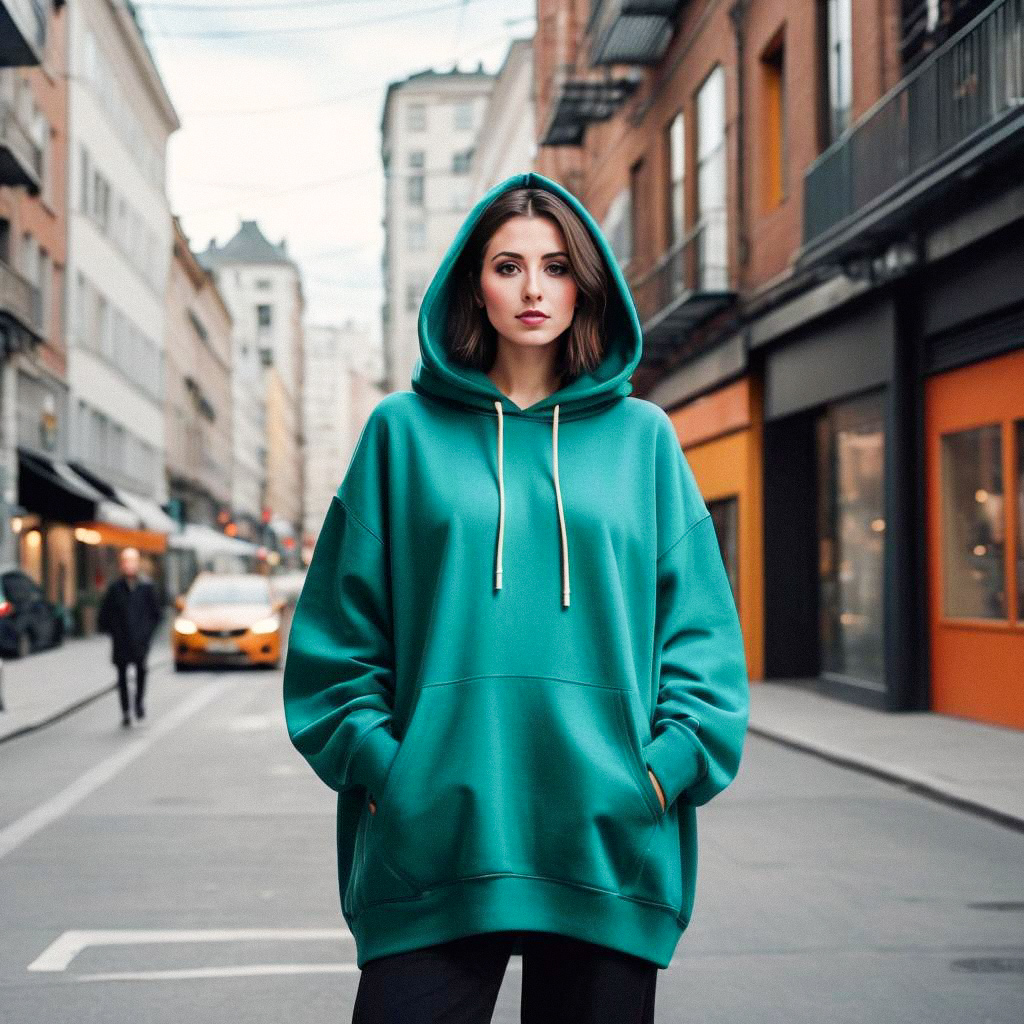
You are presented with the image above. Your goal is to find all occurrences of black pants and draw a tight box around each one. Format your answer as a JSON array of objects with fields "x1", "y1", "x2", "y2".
[
  {"x1": 116, "y1": 661, "x2": 147, "y2": 716},
  {"x1": 351, "y1": 929, "x2": 658, "y2": 1024}
]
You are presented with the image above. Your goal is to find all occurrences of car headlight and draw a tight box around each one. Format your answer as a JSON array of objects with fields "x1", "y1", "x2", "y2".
[
  {"x1": 250, "y1": 615, "x2": 280, "y2": 635},
  {"x1": 174, "y1": 617, "x2": 198, "y2": 635}
]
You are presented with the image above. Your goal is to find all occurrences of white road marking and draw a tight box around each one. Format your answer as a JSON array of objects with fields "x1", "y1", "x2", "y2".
[
  {"x1": 0, "y1": 678, "x2": 236, "y2": 862},
  {"x1": 28, "y1": 927, "x2": 352, "y2": 972},
  {"x1": 77, "y1": 964, "x2": 363, "y2": 982},
  {"x1": 76, "y1": 960, "x2": 524, "y2": 983}
]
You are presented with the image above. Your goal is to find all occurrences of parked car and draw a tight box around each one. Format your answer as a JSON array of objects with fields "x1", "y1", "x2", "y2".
[
  {"x1": 173, "y1": 572, "x2": 285, "y2": 671},
  {"x1": 0, "y1": 567, "x2": 65, "y2": 658}
]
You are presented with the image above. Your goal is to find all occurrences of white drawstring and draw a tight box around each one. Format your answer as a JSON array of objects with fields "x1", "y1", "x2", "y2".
[{"x1": 492, "y1": 400, "x2": 570, "y2": 608}]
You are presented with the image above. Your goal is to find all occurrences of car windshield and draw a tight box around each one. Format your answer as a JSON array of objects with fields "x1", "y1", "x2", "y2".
[{"x1": 187, "y1": 577, "x2": 272, "y2": 607}]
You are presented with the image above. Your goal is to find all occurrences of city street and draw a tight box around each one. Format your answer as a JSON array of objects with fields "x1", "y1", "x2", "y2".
[{"x1": 1, "y1": 660, "x2": 1021, "y2": 1023}]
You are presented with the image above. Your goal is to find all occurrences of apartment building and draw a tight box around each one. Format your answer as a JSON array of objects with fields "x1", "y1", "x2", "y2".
[
  {"x1": 380, "y1": 65, "x2": 495, "y2": 393},
  {"x1": 534, "y1": 0, "x2": 1024, "y2": 728}
]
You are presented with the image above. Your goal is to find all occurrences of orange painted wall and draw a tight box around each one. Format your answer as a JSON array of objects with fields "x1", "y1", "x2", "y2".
[
  {"x1": 665, "y1": 377, "x2": 765, "y2": 682},
  {"x1": 925, "y1": 347, "x2": 1024, "y2": 728}
]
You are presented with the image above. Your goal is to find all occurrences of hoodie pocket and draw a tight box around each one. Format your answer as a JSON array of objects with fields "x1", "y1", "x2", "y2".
[{"x1": 352, "y1": 674, "x2": 667, "y2": 913}]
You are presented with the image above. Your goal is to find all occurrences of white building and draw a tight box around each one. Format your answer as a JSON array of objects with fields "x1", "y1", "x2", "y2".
[
  {"x1": 301, "y1": 319, "x2": 382, "y2": 558},
  {"x1": 198, "y1": 220, "x2": 304, "y2": 545},
  {"x1": 380, "y1": 65, "x2": 494, "y2": 394},
  {"x1": 469, "y1": 39, "x2": 536, "y2": 195},
  {"x1": 65, "y1": 0, "x2": 179, "y2": 527}
]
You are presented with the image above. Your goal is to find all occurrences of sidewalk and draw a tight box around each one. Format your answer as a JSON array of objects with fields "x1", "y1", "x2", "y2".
[
  {"x1": 0, "y1": 618, "x2": 172, "y2": 744},
  {"x1": 748, "y1": 680, "x2": 1024, "y2": 831}
]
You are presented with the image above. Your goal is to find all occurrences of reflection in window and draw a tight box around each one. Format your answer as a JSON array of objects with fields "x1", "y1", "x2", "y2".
[
  {"x1": 1016, "y1": 420, "x2": 1023, "y2": 619},
  {"x1": 817, "y1": 390, "x2": 886, "y2": 688},
  {"x1": 940, "y1": 425, "x2": 1005, "y2": 619},
  {"x1": 707, "y1": 496, "x2": 739, "y2": 610}
]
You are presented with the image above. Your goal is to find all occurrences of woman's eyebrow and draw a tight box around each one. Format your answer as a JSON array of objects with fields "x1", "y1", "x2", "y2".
[{"x1": 490, "y1": 251, "x2": 569, "y2": 261}]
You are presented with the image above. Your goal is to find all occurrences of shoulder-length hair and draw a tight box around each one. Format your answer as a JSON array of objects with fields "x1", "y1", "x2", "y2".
[{"x1": 446, "y1": 187, "x2": 610, "y2": 383}]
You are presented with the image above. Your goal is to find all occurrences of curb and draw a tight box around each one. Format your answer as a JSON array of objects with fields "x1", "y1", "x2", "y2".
[
  {"x1": 0, "y1": 651, "x2": 173, "y2": 747},
  {"x1": 747, "y1": 722, "x2": 1024, "y2": 834}
]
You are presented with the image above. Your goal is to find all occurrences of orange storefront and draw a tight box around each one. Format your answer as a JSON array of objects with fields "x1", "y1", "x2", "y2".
[
  {"x1": 665, "y1": 376, "x2": 764, "y2": 683},
  {"x1": 925, "y1": 345, "x2": 1024, "y2": 729}
]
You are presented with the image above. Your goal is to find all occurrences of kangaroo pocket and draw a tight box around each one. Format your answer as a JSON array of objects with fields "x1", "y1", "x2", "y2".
[{"x1": 353, "y1": 674, "x2": 674, "y2": 913}]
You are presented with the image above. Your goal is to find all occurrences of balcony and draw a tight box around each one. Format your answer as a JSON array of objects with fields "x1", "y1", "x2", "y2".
[
  {"x1": 629, "y1": 209, "x2": 734, "y2": 359},
  {"x1": 540, "y1": 73, "x2": 643, "y2": 146},
  {"x1": 0, "y1": 95, "x2": 41, "y2": 192},
  {"x1": 588, "y1": 0, "x2": 682, "y2": 66},
  {"x1": 800, "y1": 0, "x2": 1024, "y2": 270},
  {"x1": 0, "y1": 0, "x2": 47, "y2": 67},
  {"x1": 0, "y1": 257, "x2": 44, "y2": 354}
]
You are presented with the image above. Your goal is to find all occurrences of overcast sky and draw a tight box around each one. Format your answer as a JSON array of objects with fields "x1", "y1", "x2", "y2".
[{"x1": 135, "y1": 0, "x2": 536, "y2": 347}]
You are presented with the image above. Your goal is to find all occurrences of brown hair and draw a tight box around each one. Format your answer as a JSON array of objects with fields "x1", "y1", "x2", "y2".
[{"x1": 446, "y1": 187, "x2": 610, "y2": 383}]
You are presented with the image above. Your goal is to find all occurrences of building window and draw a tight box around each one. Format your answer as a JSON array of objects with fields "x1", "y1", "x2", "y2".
[
  {"x1": 822, "y1": 0, "x2": 852, "y2": 144},
  {"x1": 601, "y1": 187, "x2": 633, "y2": 270},
  {"x1": 255, "y1": 278, "x2": 272, "y2": 290},
  {"x1": 628, "y1": 158, "x2": 644, "y2": 271},
  {"x1": 407, "y1": 174, "x2": 425, "y2": 205},
  {"x1": 761, "y1": 33, "x2": 787, "y2": 210},
  {"x1": 708, "y1": 495, "x2": 740, "y2": 608},
  {"x1": 408, "y1": 150, "x2": 425, "y2": 169},
  {"x1": 695, "y1": 65, "x2": 728, "y2": 290},
  {"x1": 454, "y1": 101, "x2": 473, "y2": 131},
  {"x1": 407, "y1": 220, "x2": 427, "y2": 251},
  {"x1": 257, "y1": 303, "x2": 272, "y2": 328},
  {"x1": 665, "y1": 111, "x2": 685, "y2": 249},
  {"x1": 940, "y1": 424, "x2": 1006, "y2": 620},
  {"x1": 407, "y1": 103, "x2": 427, "y2": 130},
  {"x1": 452, "y1": 149, "x2": 472, "y2": 173},
  {"x1": 405, "y1": 279, "x2": 423, "y2": 311}
]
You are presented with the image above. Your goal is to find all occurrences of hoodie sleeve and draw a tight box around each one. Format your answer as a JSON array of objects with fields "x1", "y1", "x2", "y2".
[
  {"x1": 642, "y1": 414, "x2": 750, "y2": 810},
  {"x1": 282, "y1": 409, "x2": 400, "y2": 799}
]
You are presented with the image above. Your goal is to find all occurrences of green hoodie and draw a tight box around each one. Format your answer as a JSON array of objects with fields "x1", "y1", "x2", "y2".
[{"x1": 283, "y1": 171, "x2": 749, "y2": 970}]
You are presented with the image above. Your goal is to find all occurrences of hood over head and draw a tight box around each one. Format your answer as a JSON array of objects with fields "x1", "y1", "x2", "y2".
[
  {"x1": 411, "y1": 171, "x2": 644, "y2": 423},
  {"x1": 411, "y1": 171, "x2": 645, "y2": 609}
]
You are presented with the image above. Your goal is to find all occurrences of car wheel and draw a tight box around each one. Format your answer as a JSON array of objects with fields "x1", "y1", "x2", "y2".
[{"x1": 16, "y1": 630, "x2": 32, "y2": 659}]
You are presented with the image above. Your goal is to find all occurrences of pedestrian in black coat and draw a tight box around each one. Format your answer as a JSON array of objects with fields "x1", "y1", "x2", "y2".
[{"x1": 97, "y1": 547, "x2": 162, "y2": 728}]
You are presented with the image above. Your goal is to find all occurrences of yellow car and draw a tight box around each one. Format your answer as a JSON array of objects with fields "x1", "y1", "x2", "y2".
[{"x1": 173, "y1": 572, "x2": 285, "y2": 670}]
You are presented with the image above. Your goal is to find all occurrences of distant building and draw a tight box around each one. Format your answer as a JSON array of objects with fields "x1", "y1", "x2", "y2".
[
  {"x1": 469, "y1": 39, "x2": 536, "y2": 195},
  {"x1": 301, "y1": 320, "x2": 382, "y2": 562},
  {"x1": 198, "y1": 220, "x2": 304, "y2": 559},
  {"x1": 164, "y1": 216, "x2": 233, "y2": 531},
  {"x1": 380, "y1": 65, "x2": 494, "y2": 393}
]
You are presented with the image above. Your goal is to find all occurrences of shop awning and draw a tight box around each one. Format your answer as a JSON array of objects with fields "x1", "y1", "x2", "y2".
[
  {"x1": 16, "y1": 447, "x2": 138, "y2": 528},
  {"x1": 168, "y1": 523, "x2": 261, "y2": 556},
  {"x1": 109, "y1": 486, "x2": 178, "y2": 533}
]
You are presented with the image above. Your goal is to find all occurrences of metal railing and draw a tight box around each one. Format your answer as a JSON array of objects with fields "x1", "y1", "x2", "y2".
[
  {"x1": 804, "y1": 0, "x2": 1024, "y2": 246},
  {"x1": 0, "y1": 257, "x2": 42, "y2": 336},
  {"x1": 629, "y1": 208, "x2": 730, "y2": 326},
  {"x1": 0, "y1": 95, "x2": 42, "y2": 186}
]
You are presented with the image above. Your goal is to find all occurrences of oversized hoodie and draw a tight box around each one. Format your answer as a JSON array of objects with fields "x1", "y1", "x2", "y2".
[{"x1": 282, "y1": 171, "x2": 750, "y2": 970}]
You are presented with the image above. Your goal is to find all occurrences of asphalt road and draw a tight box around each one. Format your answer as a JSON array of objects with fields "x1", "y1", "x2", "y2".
[{"x1": 1, "y1": 660, "x2": 1022, "y2": 1023}]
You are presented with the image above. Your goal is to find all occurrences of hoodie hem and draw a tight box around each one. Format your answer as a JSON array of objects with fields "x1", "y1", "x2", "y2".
[{"x1": 346, "y1": 873, "x2": 686, "y2": 970}]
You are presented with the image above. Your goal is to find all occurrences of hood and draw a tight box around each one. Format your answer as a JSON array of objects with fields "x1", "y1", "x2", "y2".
[
  {"x1": 411, "y1": 171, "x2": 644, "y2": 423},
  {"x1": 410, "y1": 172, "x2": 645, "y2": 609}
]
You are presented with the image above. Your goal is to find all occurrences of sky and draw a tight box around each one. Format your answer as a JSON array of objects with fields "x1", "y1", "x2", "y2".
[{"x1": 134, "y1": 0, "x2": 536, "y2": 348}]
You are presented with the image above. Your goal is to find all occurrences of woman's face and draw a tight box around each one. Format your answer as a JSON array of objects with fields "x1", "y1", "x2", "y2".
[{"x1": 478, "y1": 215, "x2": 578, "y2": 353}]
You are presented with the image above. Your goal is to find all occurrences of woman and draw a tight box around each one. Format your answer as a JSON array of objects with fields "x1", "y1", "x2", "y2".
[{"x1": 283, "y1": 171, "x2": 750, "y2": 1022}]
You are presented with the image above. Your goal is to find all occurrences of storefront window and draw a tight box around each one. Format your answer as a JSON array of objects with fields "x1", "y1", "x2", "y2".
[
  {"x1": 707, "y1": 496, "x2": 739, "y2": 610},
  {"x1": 940, "y1": 424, "x2": 1006, "y2": 620},
  {"x1": 1016, "y1": 420, "x2": 1024, "y2": 620},
  {"x1": 816, "y1": 390, "x2": 886, "y2": 688}
]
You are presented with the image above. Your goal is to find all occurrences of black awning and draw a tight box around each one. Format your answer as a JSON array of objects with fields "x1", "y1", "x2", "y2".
[{"x1": 17, "y1": 448, "x2": 99, "y2": 523}]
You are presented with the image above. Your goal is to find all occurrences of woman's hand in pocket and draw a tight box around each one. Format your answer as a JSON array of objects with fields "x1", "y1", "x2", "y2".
[{"x1": 648, "y1": 769, "x2": 666, "y2": 812}]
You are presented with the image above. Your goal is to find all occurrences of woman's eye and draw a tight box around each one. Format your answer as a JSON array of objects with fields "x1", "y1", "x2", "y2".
[
  {"x1": 547, "y1": 263, "x2": 568, "y2": 276},
  {"x1": 497, "y1": 262, "x2": 518, "y2": 275}
]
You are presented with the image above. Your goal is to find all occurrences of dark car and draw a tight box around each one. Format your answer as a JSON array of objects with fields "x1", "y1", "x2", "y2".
[{"x1": 0, "y1": 568, "x2": 65, "y2": 658}]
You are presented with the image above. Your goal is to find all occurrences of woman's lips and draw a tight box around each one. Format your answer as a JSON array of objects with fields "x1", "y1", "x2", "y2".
[{"x1": 517, "y1": 313, "x2": 549, "y2": 326}]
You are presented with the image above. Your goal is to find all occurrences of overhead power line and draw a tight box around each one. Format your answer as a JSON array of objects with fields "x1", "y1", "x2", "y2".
[{"x1": 141, "y1": 0, "x2": 492, "y2": 38}]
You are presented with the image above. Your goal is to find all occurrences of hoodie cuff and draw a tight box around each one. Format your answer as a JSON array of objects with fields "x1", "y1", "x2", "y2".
[
  {"x1": 643, "y1": 725, "x2": 707, "y2": 810},
  {"x1": 348, "y1": 720, "x2": 401, "y2": 797}
]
